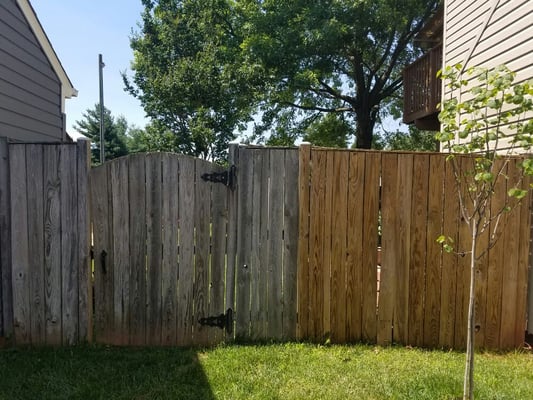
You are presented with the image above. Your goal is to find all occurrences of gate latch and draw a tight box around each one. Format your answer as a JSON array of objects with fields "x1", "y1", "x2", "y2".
[
  {"x1": 198, "y1": 308, "x2": 233, "y2": 334},
  {"x1": 201, "y1": 165, "x2": 236, "y2": 190}
]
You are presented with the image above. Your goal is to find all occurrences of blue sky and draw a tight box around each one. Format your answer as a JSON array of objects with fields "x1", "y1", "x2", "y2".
[{"x1": 31, "y1": 0, "x2": 149, "y2": 133}]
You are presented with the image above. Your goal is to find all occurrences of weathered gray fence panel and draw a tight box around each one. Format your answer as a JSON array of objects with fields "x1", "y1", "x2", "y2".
[{"x1": 1, "y1": 141, "x2": 90, "y2": 346}]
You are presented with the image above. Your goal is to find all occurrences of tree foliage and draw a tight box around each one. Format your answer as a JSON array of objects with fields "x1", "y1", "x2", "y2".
[
  {"x1": 379, "y1": 125, "x2": 438, "y2": 152},
  {"x1": 437, "y1": 64, "x2": 533, "y2": 400},
  {"x1": 125, "y1": 0, "x2": 439, "y2": 154},
  {"x1": 74, "y1": 104, "x2": 129, "y2": 165}
]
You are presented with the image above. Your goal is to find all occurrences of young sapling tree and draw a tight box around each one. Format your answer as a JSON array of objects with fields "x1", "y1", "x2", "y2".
[{"x1": 436, "y1": 64, "x2": 533, "y2": 400}]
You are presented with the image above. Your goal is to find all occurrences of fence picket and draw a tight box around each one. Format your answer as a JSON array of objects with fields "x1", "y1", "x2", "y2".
[
  {"x1": 193, "y1": 159, "x2": 211, "y2": 346},
  {"x1": 408, "y1": 154, "x2": 429, "y2": 347},
  {"x1": 10, "y1": 145, "x2": 31, "y2": 344},
  {"x1": 43, "y1": 145, "x2": 62, "y2": 345},
  {"x1": 378, "y1": 153, "x2": 398, "y2": 345},
  {"x1": 177, "y1": 156, "x2": 195, "y2": 346},
  {"x1": 423, "y1": 154, "x2": 445, "y2": 348},
  {"x1": 26, "y1": 145, "x2": 45, "y2": 344},
  {"x1": 146, "y1": 154, "x2": 163, "y2": 346},
  {"x1": 161, "y1": 153, "x2": 179, "y2": 345},
  {"x1": 282, "y1": 149, "x2": 299, "y2": 340},
  {"x1": 128, "y1": 154, "x2": 147, "y2": 345},
  {"x1": 60, "y1": 145, "x2": 79, "y2": 345}
]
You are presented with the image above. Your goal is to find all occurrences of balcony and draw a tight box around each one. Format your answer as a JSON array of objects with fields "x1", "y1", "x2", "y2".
[{"x1": 403, "y1": 44, "x2": 442, "y2": 131}]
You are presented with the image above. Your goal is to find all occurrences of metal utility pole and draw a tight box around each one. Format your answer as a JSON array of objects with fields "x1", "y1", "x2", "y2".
[{"x1": 98, "y1": 54, "x2": 105, "y2": 164}]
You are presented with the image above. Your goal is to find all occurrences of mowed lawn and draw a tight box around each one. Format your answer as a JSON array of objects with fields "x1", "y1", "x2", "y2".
[{"x1": 0, "y1": 343, "x2": 531, "y2": 400}]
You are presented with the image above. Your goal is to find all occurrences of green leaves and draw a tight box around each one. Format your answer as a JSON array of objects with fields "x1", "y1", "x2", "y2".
[{"x1": 436, "y1": 235, "x2": 454, "y2": 253}]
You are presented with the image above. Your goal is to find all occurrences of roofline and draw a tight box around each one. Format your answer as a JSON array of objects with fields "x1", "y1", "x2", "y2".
[{"x1": 16, "y1": 0, "x2": 78, "y2": 112}]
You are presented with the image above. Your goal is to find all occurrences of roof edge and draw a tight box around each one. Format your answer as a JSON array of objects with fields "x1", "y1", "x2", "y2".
[{"x1": 17, "y1": 0, "x2": 78, "y2": 100}]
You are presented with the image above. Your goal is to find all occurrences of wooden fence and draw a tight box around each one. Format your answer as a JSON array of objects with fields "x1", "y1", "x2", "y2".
[
  {"x1": 0, "y1": 138, "x2": 91, "y2": 345},
  {"x1": 1, "y1": 140, "x2": 531, "y2": 350},
  {"x1": 297, "y1": 146, "x2": 532, "y2": 349}
]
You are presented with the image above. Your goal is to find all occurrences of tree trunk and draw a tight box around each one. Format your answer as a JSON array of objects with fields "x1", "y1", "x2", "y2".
[
  {"x1": 464, "y1": 221, "x2": 477, "y2": 400},
  {"x1": 354, "y1": 108, "x2": 376, "y2": 149}
]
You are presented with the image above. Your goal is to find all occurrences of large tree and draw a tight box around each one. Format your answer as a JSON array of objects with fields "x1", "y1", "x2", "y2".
[
  {"x1": 74, "y1": 104, "x2": 129, "y2": 165},
  {"x1": 125, "y1": 0, "x2": 439, "y2": 152}
]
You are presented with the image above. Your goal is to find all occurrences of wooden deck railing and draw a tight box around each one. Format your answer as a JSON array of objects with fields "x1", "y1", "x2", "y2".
[{"x1": 403, "y1": 44, "x2": 442, "y2": 124}]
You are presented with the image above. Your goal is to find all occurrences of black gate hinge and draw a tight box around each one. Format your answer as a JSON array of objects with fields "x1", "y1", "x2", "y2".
[
  {"x1": 201, "y1": 165, "x2": 236, "y2": 190},
  {"x1": 198, "y1": 308, "x2": 233, "y2": 334}
]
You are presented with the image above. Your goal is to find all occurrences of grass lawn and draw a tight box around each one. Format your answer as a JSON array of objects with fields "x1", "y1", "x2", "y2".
[{"x1": 0, "y1": 342, "x2": 531, "y2": 400}]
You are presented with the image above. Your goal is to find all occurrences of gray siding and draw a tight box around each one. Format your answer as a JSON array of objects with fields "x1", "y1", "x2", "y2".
[{"x1": 0, "y1": 0, "x2": 65, "y2": 142}]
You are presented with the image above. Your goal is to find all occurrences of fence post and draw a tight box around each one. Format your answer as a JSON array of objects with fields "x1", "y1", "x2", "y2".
[
  {"x1": 226, "y1": 143, "x2": 239, "y2": 339},
  {"x1": 0, "y1": 137, "x2": 13, "y2": 341},
  {"x1": 76, "y1": 139, "x2": 92, "y2": 343}
]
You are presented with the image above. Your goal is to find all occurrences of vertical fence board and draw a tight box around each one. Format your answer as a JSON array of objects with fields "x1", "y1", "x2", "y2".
[
  {"x1": 423, "y1": 154, "x2": 444, "y2": 347},
  {"x1": 26, "y1": 145, "x2": 45, "y2": 344},
  {"x1": 236, "y1": 148, "x2": 253, "y2": 339},
  {"x1": 226, "y1": 144, "x2": 239, "y2": 336},
  {"x1": 0, "y1": 138, "x2": 12, "y2": 339},
  {"x1": 110, "y1": 159, "x2": 130, "y2": 345},
  {"x1": 146, "y1": 154, "x2": 162, "y2": 345},
  {"x1": 43, "y1": 145, "x2": 62, "y2": 345},
  {"x1": 346, "y1": 152, "x2": 365, "y2": 342},
  {"x1": 378, "y1": 153, "x2": 398, "y2": 345},
  {"x1": 10, "y1": 145, "x2": 31, "y2": 344},
  {"x1": 209, "y1": 162, "x2": 228, "y2": 345},
  {"x1": 177, "y1": 156, "x2": 195, "y2": 346},
  {"x1": 250, "y1": 149, "x2": 266, "y2": 339},
  {"x1": 439, "y1": 160, "x2": 459, "y2": 348},
  {"x1": 77, "y1": 140, "x2": 91, "y2": 342},
  {"x1": 515, "y1": 179, "x2": 531, "y2": 345},
  {"x1": 60, "y1": 145, "x2": 79, "y2": 345},
  {"x1": 128, "y1": 155, "x2": 147, "y2": 345},
  {"x1": 330, "y1": 151, "x2": 348, "y2": 343},
  {"x1": 321, "y1": 151, "x2": 334, "y2": 339},
  {"x1": 500, "y1": 161, "x2": 521, "y2": 349},
  {"x1": 297, "y1": 144, "x2": 311, "y2": 339},
  {"x1": 161, "y1": 154, "x2": 179, "y2": 345},
  {"x1": 408, "y1": 154, "x2": 429, "y2": 347},
  {"x1": 267, "y1": 149, "x2": 285, "y2": 340},
  {"x1": 308, "y1": 150, "x2": 327, "y2": 340},
  {"x1": 90, "y1": 164, "x2": 111, "y2": 343},
  {"x1": 394, "y1": 153, "x2": 413, "y2": 344},
  {"x1": 361, "y1": 152, "x2": 380, "y2": 342},
  {"x1": 454, "y1": 159, "x2": 472, "y2": 349},
  {"x1": 194, "y1": 160, "x2": 211, "y2": 346},
  {"x1": 283, "y1": 149, "x2": 299, "y2": 340}
]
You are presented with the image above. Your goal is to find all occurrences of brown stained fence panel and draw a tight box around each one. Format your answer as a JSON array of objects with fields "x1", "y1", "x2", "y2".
[{"x1": 297, "y1": 146, "x2": 531, "y2": 350}]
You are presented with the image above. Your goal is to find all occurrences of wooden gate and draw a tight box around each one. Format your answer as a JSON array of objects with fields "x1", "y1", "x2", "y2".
[{"x1": 89, "y1": 153, "x2": 229, "y2": 346}]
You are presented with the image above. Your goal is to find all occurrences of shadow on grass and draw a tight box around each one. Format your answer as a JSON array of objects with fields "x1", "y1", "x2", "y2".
[{"x1": 0, "y1": 345, "x2": 216, "y2": 400}]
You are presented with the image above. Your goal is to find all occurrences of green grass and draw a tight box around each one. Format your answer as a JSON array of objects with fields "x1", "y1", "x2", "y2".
[{"x1": 0, "y1": 343, "x2": 531, "y2": 400}]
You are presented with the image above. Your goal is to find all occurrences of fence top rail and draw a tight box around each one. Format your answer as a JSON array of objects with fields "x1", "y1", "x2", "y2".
[{"x1": 305, "y1": 146, "x2": 533, "y2": 160}]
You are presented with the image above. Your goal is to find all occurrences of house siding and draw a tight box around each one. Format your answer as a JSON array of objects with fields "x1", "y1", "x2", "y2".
[
  {"x1": 442, "y1": 0, "x2": 533, "y2": 147},
  {"x1": 0, "y1": 0, "x2": 65, "y2": 142},
  {"x1": 444, "y1": 0, "x2": 532, "y2": 82}
]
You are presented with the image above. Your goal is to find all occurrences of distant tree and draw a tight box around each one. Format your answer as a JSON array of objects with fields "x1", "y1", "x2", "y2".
[
  {"x1": 303, "y1": 113, "x2": 353, "y2": 148},
  {"x1": 74, "y1": 104, "x2": 129, "y2": 164},
  {"x1": 380, "y1": 125, "x2": 438, "y2": 152},
  {"x1": 126, "y1": 121, "x2": 181, "y2": 154}
]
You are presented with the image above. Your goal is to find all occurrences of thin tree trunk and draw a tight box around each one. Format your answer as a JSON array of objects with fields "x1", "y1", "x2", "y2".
[{"x1": 464, "y1": 221, "x2": 477, "y2": 400}]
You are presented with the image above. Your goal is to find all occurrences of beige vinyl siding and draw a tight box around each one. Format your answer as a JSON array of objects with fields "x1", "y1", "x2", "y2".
[
  {"x1": 442, "y1": 0, "x2": 533, "y2": 152},
  {"x1": 0, "y1": 0, "x2": 65, "y2": 142}
]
